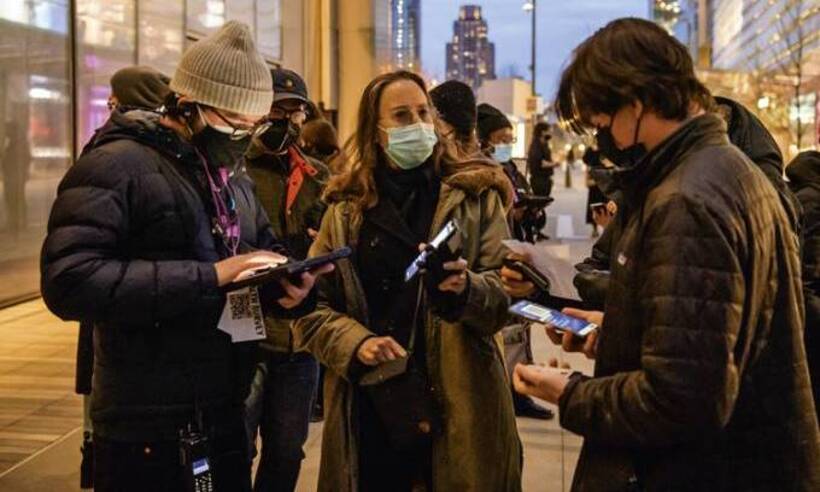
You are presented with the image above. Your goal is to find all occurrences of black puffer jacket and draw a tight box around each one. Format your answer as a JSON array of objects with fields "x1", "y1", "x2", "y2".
[
  {"x1": 787, "y1": 150, "x2": 820, "y2": 417},
  {"x1": 573, "y1": 98, "x2": 801, "y2": 307},
  {"x1": 41, "y1": 109, "x2": 301, "y2": 442},
  {"x1": 560, "y1": 114, "x2": 820, "y2": 491}
]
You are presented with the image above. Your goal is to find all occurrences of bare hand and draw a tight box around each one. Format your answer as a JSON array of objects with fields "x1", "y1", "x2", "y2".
[
  {"x1": 500, "y1": 253, "x2": 536, "y2": 298},
  {"x1": 513, "y1": 363, "x2": 571, "y2": 404},
  {"x1": 276, "y1": 263, "x2": 335, "y2": 309},
  {"x1": 307, "y1": 228, "x2": 319, "y2": 240},
  {"x1": 544, "y1": 308, "x2": 603, "y2": 359},
  {"x1": 215, "y1": 251, "x2": 288, "y2": 287},
  {"x1": 356, "y1": 336, "x2": 407, "y2": 366}
]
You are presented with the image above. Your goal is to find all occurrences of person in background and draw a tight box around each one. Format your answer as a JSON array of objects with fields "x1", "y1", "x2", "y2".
[
  {"x1": 478, "y1": 103, "x2": 547, "y2": 244},
  {"x1": 41, "y1": 22, "x2": 327, "y2": 491},
  {"x1": 75, "y1": 64, "x2": 172, "y2": 490},
  {"x1": 786, "y1": 149, "x2": 820, "y2": 419},
  {"x1": 476, "y1": 102, "x2": 553, "y2": 421},
  {"x1": 243, "y1": 68, "x2": 329, "y2": 492},
  {"x1": 293, "y1": 70, "x2": 521, "y2": 492},
  {"x1": 429, "y1": 79, "x2": 483, "y2": 158},
  {"x1": 1, "y1": 119, "x2": 30, "y2": 235},
  {"x1": 107, "y1": 65, "x2": 171, "y2": 111},
  {"x1": 300, "y1": 117, "x2": 341, "y2": 170},
  {"x1": 513, "y1": 18, "x2": 819, "y2": 490},
  {"x1": 527, "y1": 122, "x2": 556, "y2": 198},
  {"x1": 581, "y1": 146, "x2": 606, "y2": 237}
]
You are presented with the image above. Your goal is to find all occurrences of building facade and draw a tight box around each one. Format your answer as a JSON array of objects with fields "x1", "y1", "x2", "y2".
[
  {"x1": 445, "y1": 5, "x2": 496, "y2": 91},
  {"x1": 374, "y1": 0, "x2": 421, "y2": 72}
]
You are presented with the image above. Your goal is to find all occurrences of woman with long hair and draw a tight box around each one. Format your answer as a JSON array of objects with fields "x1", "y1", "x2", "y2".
[{"x1": 293, "y1": 70, "x2": 522, "y2": 492}]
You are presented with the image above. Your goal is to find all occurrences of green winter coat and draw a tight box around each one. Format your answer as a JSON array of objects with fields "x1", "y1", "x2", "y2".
[
  {"x1": 245, "y1": 142, "x2": 330, "y2": 352},
  {"x1": 293, "y1": 161, "x2": 523, "y2": 492}
]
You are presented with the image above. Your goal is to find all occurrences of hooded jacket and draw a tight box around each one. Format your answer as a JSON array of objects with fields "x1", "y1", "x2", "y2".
[
  {"x1": 786, "y1": 150, "x2": 820, "y2": 417},
  {"x1": 560, "y1": 114, "x2": 819, "y2": 491},
  {"x1": 292, "y1": 157, "x2": 522, "y2": 492},
  {"x1": 41, "y1": 109, "x2": 305, "y2": 441}
]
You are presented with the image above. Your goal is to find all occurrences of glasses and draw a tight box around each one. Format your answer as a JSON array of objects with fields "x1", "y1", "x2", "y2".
[
  {"x1": 269, "y1": 103, "x2": 308, "y2": 123},
  {"x1": 199, "y1": 105, "x2": 260, "y2": 141}
]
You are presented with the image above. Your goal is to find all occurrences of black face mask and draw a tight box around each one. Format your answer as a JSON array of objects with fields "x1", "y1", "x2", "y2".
[
  {"x1": 595, "y1": 112, "x2": 647, "y2": 169},
  {"x1": 259, "y1": 118, "x2": 301, "y2": 153},
  {"x1": 192, "y1": 125, "x2": 251, "y2": 168}
]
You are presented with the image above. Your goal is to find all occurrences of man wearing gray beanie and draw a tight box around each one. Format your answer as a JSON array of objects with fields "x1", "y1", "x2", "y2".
[{"x1": 41, "y1": 21, "x2": 331, "y2": 491}]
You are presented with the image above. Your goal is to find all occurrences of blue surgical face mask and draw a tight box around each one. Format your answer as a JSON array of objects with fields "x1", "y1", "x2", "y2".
[
  {"x1": 381, "y1": 122, "x2": 438, "y2": 170},
  {"x1": 492, "y1": 143, "x2": 513, "y2": 163}
]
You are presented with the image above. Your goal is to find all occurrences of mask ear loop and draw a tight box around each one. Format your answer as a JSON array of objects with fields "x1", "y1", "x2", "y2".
[{"x1": 631, "y1": 106, "x2": 643, "y2": 148}]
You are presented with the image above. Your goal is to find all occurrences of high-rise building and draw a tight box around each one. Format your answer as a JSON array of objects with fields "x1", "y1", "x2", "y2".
[
  {"x1": 708, "y1": 0, "x2": 819, "y2": 73},
  {"x1": 650, "y1": 1, "x2": 701, "y2": 64},
  {"x1": 374, "y1": 0, "x2": 421, "y2": 71},
  {"x1": 445, "y1": 5, "x2": 496, "y2": 90}
]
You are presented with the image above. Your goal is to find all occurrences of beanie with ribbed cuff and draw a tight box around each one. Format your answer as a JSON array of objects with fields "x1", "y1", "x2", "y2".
[
  {"x1": 430, "y1": 80, "x2": 477, "y2": 138},
  {"x1": 170, "y1": 21, "x2": 273, "y2": 117}
]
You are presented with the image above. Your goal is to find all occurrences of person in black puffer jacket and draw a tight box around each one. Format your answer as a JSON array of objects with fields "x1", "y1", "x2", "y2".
[
  {"x1": 514, "y1": 18, "x2": 819, "y2": 491},
  {"x1": 562, "y1": 96, "x2": 803, "y2": 310},
  {"x1": 41, "y1": 22, "x2": 324, "y2": 492},
  {"x1": 787, "y1": 150, "x2": 820, "y2": 419}
]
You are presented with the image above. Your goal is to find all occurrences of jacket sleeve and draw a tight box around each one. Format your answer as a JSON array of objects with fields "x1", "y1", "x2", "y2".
[
  {"x1": 459, "y1": 190, "x2": 513, "y2": 336},
  {"x1": 559, "y1": 194, "x2": 745, "y2": 447},
  {"x1": 291, "y1": 207, "x2": 374, "y2": 380},
  {"x1": 41, "y1": 149, "x2": 224, "y2": 325}
]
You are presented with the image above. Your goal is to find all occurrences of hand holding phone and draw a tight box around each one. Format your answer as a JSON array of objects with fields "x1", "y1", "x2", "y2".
[{"x1": 510, "y1": 301, "x2": 597, "y2": 337}]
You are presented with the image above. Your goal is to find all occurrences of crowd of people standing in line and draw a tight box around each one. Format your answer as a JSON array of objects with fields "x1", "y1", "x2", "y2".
[{"x1": 37, "y1": 15, "x2": 819, "y2": 492}]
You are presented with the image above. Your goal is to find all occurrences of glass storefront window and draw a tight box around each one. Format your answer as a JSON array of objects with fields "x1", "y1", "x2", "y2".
[
  {"x1": 256, "y1": 0, "x2": 282, "y2": 60},
  {"x1": 0, "y1": 1, "x2": 72, "y2": 306},
  {"x1": 139, "y1": 0, "x2": 184, "y2": 77},
  {"x1": 226, "y1": 0, "x2": 255, "y2": 38},
  {"x1": 75, "y1": 0, "x2": 136, "y2": 149},
  {"x1": 187, "y1": 0, "x2": 226, "y2": 37}
]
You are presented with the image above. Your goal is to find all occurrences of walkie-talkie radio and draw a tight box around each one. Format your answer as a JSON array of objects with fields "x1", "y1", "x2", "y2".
[{"x1": 179, "y1": 427, "x2": 214, "y2": 492}]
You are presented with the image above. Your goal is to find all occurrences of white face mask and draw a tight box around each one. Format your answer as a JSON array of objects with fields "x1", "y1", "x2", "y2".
[
  {"x1": 492, "y1": 143, "x2": 513, "y2": 162},
  {"x1": 381, "y1": 122, "x2": 438, "y2": 170}
]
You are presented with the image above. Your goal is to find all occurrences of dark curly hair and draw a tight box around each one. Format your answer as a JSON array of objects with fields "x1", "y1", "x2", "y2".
[{"x1": 556, "y1": 18, "x2": 713, "y2": 133}]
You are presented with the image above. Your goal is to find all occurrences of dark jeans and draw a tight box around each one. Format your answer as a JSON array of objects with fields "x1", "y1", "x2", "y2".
[
  {"x1": 245, "y1": 351, "x2": 319, "y2": 492},
  {"x1": 94, "y1": 430, "x2": 251, "y2": 492}
]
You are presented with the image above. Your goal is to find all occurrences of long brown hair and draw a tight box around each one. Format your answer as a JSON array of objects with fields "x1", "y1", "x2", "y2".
[{"x1": 324, "y1": 70, "x2": 448, "y2": 210}]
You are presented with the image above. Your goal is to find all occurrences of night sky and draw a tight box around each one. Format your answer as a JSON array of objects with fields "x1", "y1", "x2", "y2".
[{"x1": 421, "y1": 0, "x2": 648, "y2": 101}]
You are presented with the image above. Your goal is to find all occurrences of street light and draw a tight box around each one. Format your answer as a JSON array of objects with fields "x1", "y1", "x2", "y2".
[{"x1": 523, "y1": 1, "x2": 536, "y2": 96}]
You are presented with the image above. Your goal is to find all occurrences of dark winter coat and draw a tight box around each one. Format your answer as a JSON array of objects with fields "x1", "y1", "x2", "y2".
[
  {"x1": 244, "y1": 141, "x2": 329, "y2": 352},
  {"x1": 41, "y1": 109, "x2": 306, "y2": 442},
  {"x1": 560, "y1": 114, "x2": 820, "y2": 491},
  {"x1": 786, "y1": 150, "x2": 820, "y2": 417},
  {"x1": 573, "y1": 99, "x2": 801, "y2": 307}
]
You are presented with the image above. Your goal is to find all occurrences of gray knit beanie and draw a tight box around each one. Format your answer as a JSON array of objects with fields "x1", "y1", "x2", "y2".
[{"x1": 170, "y1": 21, "x2": 273, "y2": 117}]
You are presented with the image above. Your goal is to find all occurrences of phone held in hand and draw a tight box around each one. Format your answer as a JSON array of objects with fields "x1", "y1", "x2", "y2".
[
  {"x1": 589, "y1": 202, "x2": 606, "y2": 214},
  {"x1": 405, "y1": 219, "x2": 460, "y2": 282},
  {"x1": 502, "y1": 257, "x2": 550, "y2": 293},
  {"x1": 226, "y1": 247, "x2": 352, "y2": 291},
  {"x1": 509, "y1": 300, "x2": 597, "y2": 337}
]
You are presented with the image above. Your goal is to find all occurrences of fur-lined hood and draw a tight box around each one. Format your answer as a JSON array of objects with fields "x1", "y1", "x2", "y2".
[{"x1": 440, "y1": 153, "x2": 515, "y2": 209}]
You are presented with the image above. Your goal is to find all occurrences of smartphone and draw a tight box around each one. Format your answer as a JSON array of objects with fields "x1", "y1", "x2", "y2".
[
  {"x1": 227, "y1": 246, "x2": 352, "y2": 291},
  {"x1": 405, "y1": 219, "x2": 460, "y2": 282},
  {"x1": 589, "y1": 202, "x2": 606, "y2": 213},
  {"x1": 509, "y1": 300, "x2": 597, "y2": 337},
  {"x1": 502, "y1": 258, "x2": 550, "y2": 293}
]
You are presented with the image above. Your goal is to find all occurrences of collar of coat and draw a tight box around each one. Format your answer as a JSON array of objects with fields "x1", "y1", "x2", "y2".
[{"x1": 613, "y1": 113, "x2": 728, "y2": 212}]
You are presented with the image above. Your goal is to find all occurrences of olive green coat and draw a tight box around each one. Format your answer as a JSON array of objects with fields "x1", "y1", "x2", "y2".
[{"x1": 293, "y1": 164, "x2": 523, "y2": 492}]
